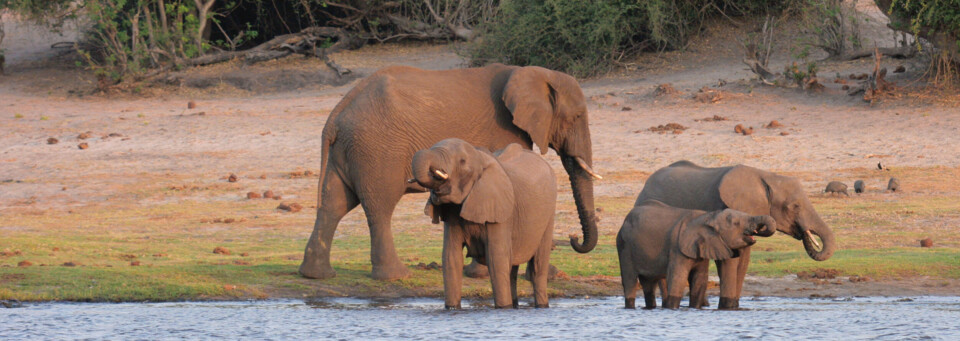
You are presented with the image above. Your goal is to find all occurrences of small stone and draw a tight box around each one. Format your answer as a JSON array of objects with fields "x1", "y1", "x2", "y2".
[
  {"x1": 920, "y1": 238, "x2": 933, "y2": 248},
  {"x1": 621, "y1": 106, "x2": 632, "y2": 111},
  {"x1": 77, "y1": 142, "x2": 89, "y2": 150},
  {"x1": 259, "y1": 174, "x2": 267, "y2": 179},
  {"x1": 247, "y1": 192, "x2": 261, "y2": 199},
  {"x1": 765, "y1": 120, "x2": 784, "y2": 128},
  {"x1": 263, "y1": 190, "x2": 275, "y2": 199},
  {"x1": 77, "y1": 132, "x2": 92, "y2": 140},
  {"x1": 734, "y1": 124, "x2": 744, "y2": 134},
  {"x1": 277, "y1": 202, "x2": 302, "y2": 213},
  {"x1": 780, "y1": 131, "x2": 790, "y2": 136},
  {"x1": 228, "y1": 174, "x2": 238, "y2": 182},
  {"x1": 223, "y1": 218, "x2": 236, "y2": 223},
  {"x1": 188, "y1": 101, "x2": 197, "y2": 109},
  {"x1": 130, "y1": 261, "x2": 141, "y2": 266},
  {"x1": 62, "y1": 262, "x2": 78, "y2": 267},
  {"x1": 47, "y1": 137, "x2": 59, "y2": 144},
  {"x1": 17, "y1": 260, "x2": 32, "y2": 267},
  {"x1": 273, "y1": 195, "x2": 282, "y2": 200},
  {"x1": 213, "y1": 246, "x2": 231, "y2": 255},
  {"x1": 241, "y1": 252, "x2": 249, "y2": 257}
]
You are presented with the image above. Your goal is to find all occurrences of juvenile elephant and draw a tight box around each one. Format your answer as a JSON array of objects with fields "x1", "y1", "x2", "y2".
[
  {"x1": 300, "y1": 64, "x2": 600, "y2": 281},
  {"x1": 636, "y1": 161, "x2": 837, "y2": 309},
  {"x1": 412, "y1": 139, "x2": 557, "y2": 309},
  {"x1": 618, "y1": 200, "x2": 775, "y2": 309}
]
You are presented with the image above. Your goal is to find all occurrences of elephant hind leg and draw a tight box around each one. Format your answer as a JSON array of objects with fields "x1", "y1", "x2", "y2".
[
  {"x1": 688, "y1": 261, "x2": 709, "y2": 309},
  {"x1": 510, "y1": 265, "x2": 519, "y2": 308},
  {"x1": 300, "y1": 170, "x2": 359, "y2": 279},
  {"x1": 530, "y1": 220, "x2": 552, "y2": 308},
  {"x1": 619, "y1": 265, "x2": 639, "y2": 309},
  {"x1": 639, "y1": 278, "x2": 658, "y2": 309}
]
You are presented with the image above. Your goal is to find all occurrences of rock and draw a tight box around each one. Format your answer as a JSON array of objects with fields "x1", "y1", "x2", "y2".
[
  {"x1": 894, "y1": 65, "x2": 905, "y2": 73},
  {"x1": 263, "y1": 190, "x2": 275, "y2": 199},
  {"x1": 277, "y1": 202, "x2": 302, "y2": 213},
  {"x1": 621, "y1": 106, "x2": 632, "y2": 111},
  {"x1": 247, "y1": 191, "x2": 261, "y2": 199},
  {"x1": 228, "y1": 174, "x2": 238, "y2": 182},
  {"x1": 692, "y1": 87, "x2": 722, "y2": 103},
  {"x1": 765, "y1": 120, "x2": 784, "y2": 128},
  {"x1": 130, "y1": 261, "x2": 141, "y2": 266},
  {"x1": 213, "y1": 246, "x2": 231, "y2": 255},
  {"x1": 77, "y1": 142, "x2": 89, "y2": 150},
  {"x1": 273, "y1": 195, "x2": 282, "y2": 200},
  {"x1": 241, "y1": 252, "x2": 249, "y2": 257},
  {"x1": 77, "y1": 132, "x2": 92, "y2": 140},
  {"x1": 17, "y1": 260, "x2": 32, "y2": 267},
  {"x1": 223, "y1": 218, "x2": 235, "y2": 223},
  {"x1": 920, "y1": 238, "x2": 933, "y2": 248},
  {"x1": 47, "y1": 137, "x2": 59, "y2": 144},
  {"x1": 188, "y1": 101, "x2": 197, "y2": 109},
  {"x1": 780, "y1": 131, "x2": 790, "y2": 136},
  {"x1": 734, "y1": 124, "x2": 744, "y2": 134},
  {"x1": 62, "y1": 262, "x2": 78, "y2": 267},
  {"x1": 259, "y1": 174, "x2": 267, "y2": 179},
  {"x1": 648, "y1": 123, "x2": 687, "y2": 133},
  {"x1": 653, "y1": 83, "x2": 678, "y2": 97}
]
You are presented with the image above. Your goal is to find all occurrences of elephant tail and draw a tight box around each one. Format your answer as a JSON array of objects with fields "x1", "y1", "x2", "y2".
[{"x1": 315, "y1": 115, "x2": 339, "y2": 207}]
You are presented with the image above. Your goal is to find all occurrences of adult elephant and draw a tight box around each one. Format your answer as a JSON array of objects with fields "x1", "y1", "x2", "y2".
[
  {"x1": 635, "y1": 160, "x2": 836, "y2": 309},
  {"x1": 299, "y1": 64, "x2": 601, "y2": 280}
]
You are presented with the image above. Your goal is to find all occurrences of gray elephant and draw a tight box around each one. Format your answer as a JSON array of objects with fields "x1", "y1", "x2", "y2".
[
  {"x1": 299, "y1": 64, "x2": 600, "y2": 280},
  {"x1": 825, "y1": 181, "x2": 849, "y2": 196},
  {"x1": 635, "y1": 160, "x2": 836, "y2": 309},
  {"x1": 618, "y1": 200, "x2": 775, "y2": 309},
  {"x1": 854, "y1": 180, "x2": 865, "y2": 194},
  {"x1": 412, "y1": 139, "x2": 557, "y2": 309}
]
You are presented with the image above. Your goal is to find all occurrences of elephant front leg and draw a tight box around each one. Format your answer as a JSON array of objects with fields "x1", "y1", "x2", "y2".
[
  {"x1": 640, "y1": 279, "x2": 658, "y2": 309},
  {"x1": 361, "y1": 196, "x2": 412, "y2": 281},
  {"x1": 687, "y1": 261, "x2": 709, "y2": 309},
  {"x1": 299, "y1": 172, "x2": 359, "y2": 279},
  {"x1": 664, "y1": 261, "x2": 692, "y2": 309},
  {"x1": 510, "y1": 265, "x2": 519, "y2": 308},
  {"x1": 485, "y1": 223, "x2": 514, "y2": 309},
  {"x1": 442, "y1": 226, "x2": 465, "y2": 309},
  {"x1": 530, "y1": 225, "x2": 552, "y2": 308},
  {"x1": 716, "y1": 258, "x2": 741, "y2": 310}
]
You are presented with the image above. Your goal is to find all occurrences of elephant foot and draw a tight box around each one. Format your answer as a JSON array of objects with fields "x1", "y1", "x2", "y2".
[
  {"x1": 513, "y1": 299, "x2": 519, "y2": 309},
  {"x1": 444, "y1": 304, "x2": 462, "y2": 310},
  {"x1": 370, "y1": 263, "x2": 412, "y2": 281},
  {"x1": 535, "y1": 303, "x2": 549, "y2": 308},
  {"x1": 624, "y1": 297, "x2": 636, "y2": 309},
  {"x1": 663, "y1": 295, "x2": 682, "y2": 309},
  {"x1": 718, "y1": 297, "x2": 740, "y2": 310},
  {"x1": 494, "y1": 303, "x2": 514, "y2": 309},
  {"x1": 298, "y1": 260, "x2": 337, "y2": 280},
  {"x1": 463, "y1": 261, "x2": 489, "y2": 279}
]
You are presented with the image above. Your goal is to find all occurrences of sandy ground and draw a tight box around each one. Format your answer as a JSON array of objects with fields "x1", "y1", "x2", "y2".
[{"x1": 2, "y1": 3, "x2": 959, "y2": 298}]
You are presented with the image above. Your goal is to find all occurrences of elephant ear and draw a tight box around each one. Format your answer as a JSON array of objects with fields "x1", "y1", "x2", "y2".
[
  {"x1": 460, "y1": 151, "x2": 516, "y2": 224},
  {"x1": 718, "y1": 165, "x2": 772, "y2": 215},
  {"x1": 423, "y1": 200, "x2": 440, "y2": 224},
  {"x1": 502, "y1": 66, "x2": 555, "y2": 155},
  {"x1": 678, "y1": 211, "x2": 735, "y2": 260}
]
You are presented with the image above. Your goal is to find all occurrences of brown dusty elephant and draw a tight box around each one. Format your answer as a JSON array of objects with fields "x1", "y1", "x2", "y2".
[
  {"x1": 617, "y1": 200, "x2": 776, "y2": 309},
  {"x1": 300, "y1": 64, "x2": 600, "y2": 280},
  {"x1": 635, "y1": 160, "x2": 837, "y2": 309},
  {"x1": 412, "y1": 139, "x2": 557, "y2": 309}
]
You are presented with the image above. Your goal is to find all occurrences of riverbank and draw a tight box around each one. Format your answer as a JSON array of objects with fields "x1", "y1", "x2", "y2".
[{"x1": 3, "y1": 9, "x2": 960, "y2": 303}]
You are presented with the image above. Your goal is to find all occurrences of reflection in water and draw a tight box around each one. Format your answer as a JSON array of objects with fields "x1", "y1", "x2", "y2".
[{"x1": 3, "y1": 297, "x2": 960, "y2": 340}]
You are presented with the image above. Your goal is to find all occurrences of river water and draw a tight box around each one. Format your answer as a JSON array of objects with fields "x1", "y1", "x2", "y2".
[{"x1": 2, "y1": 296, "x2": 959, "y2": 340}]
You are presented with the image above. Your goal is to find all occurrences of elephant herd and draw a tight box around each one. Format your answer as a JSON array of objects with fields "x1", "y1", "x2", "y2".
[{"x1": 297, "y1": 64, "x2": 837, "y2": 310}]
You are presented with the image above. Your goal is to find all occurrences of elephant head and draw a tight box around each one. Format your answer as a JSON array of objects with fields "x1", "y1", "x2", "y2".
[
  {"x1": 718, "y1": 166, "x2": 837, "y2": 261},
  {"x1": 679, "y1": 209, "x2": 777, "y2": 260},
  {"x1": 412, "y1": 139, "x2": 516, "y2": 225},
  {"x1": 502, "y1": 66, "x2": 599, "y2": 253}
]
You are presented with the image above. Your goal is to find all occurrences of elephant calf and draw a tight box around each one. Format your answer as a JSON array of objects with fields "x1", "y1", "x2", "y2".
[
  {"x1": 411, "y1": 139, "x2": 558, "y2": 309},
  {"x1": 617, "y1": 200, "x2": 775, "y2": 309}
]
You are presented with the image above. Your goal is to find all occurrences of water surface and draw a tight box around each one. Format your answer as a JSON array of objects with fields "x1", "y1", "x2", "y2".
[{"x1": 3, "y1": 296, "x2": 959, "y2": 340}]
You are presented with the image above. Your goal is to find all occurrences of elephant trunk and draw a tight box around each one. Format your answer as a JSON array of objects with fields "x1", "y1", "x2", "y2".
[
  {"x1": 798, "y1": 209, "x2": 836, "y2": 261},
  {"x1": 752, "y1": 215, "x2": 777, "y2": 237},
  {"x1": 412, "y1": 149, "x2": 443, "y2": 190},
  {"x1": 561, "y1": 154, "x2": 598, "y2": 254}
]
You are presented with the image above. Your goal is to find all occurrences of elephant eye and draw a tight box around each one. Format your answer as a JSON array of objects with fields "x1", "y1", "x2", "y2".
[{"x1": 460, "y1": 159, "x2": 466, "y2": 164}]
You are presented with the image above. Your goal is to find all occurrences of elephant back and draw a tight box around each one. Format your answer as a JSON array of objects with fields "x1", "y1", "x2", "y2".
[{"x1": 635, "y1": 161, "x2": 730, "y2": 211}]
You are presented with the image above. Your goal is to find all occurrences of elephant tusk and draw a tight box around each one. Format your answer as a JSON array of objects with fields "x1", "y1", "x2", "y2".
[
  {"x1": 406, "y1": 178, "x2": 417, "y2": 184},
  {"x1": 575, "y1": 157, "x2": 603, "y2": 180},
  {"x1": 806, "y1": 230, "x2": 822, "y2": 249},
  {"x1": 433, "y1": 169, "x2": 449, "y2": 180}
]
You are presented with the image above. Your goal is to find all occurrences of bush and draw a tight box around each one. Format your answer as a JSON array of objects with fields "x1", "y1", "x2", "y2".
[{"x1": 466, "y1": 0, "x2": 800, "y2": 77}]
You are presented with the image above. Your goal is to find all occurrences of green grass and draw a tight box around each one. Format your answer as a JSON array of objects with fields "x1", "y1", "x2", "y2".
[{"x1": 2, "y1": 166, "x2": 960, "y2": 302}]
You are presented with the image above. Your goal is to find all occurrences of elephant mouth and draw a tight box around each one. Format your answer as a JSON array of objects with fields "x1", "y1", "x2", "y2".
[{"x1": 802, "y1": 229, "x2": 824, "y2": 252}]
